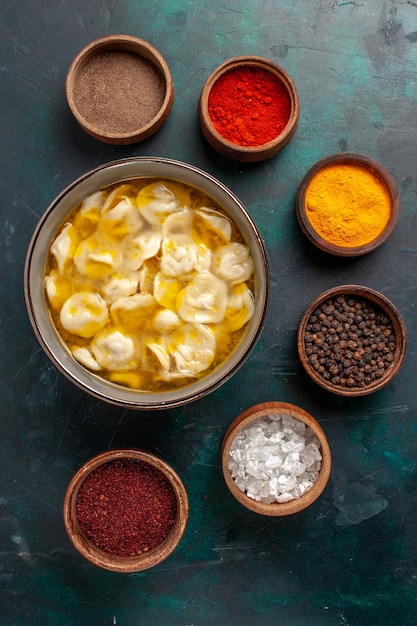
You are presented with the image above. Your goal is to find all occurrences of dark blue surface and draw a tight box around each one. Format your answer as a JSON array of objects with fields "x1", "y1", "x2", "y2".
[{"x1": 1, "y1": 1, "x2": 417, "y2": 624}]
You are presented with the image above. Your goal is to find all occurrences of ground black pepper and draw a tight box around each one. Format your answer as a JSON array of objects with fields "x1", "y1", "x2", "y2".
[
  {"x1": 76, "y1": 459, "x2": 177, "y2": 556},
  {"x1": 73, "y1": 50, "x2": 165, "y2": 134},
  {"x1": 303, "y1": 294, "x2": 396, "y2": 388}
]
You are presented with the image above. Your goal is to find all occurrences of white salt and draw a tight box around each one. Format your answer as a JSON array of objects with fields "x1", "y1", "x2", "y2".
[
  {"x1": 264, "y1": 455, "x2": 283, "y2": 469},
  {"x1": 228, "y1": 413, "x2": 322, "y2": 504}
]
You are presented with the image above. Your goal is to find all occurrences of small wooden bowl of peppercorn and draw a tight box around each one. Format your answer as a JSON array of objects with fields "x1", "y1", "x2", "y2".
[
  {"x1": 297, "y1": 285, "x2": 407, "y2": 397},
  {"x1": 296, "y1": 153, "x2": 400, "y2": 256},
  {"x1": 66, "y1": 35, "x2": 174, "y2": 145},
  {"x1": 198, "y1": 56, "x2": 299, "y2": 162},
  {"x1": 63, "y1": 449, "x2": 189, "y2": 572},
  {"x1": 221, "y1": 401, "x2": 332, "y2": 516}
]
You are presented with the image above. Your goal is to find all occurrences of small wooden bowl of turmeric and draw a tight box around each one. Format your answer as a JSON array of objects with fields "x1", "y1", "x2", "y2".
[
  {"x1": 296, "y1": 153, "x2": 400, "y2": 256},
  {"x1": 199, "y1": 56, "x2": 299, "y2": 162}
]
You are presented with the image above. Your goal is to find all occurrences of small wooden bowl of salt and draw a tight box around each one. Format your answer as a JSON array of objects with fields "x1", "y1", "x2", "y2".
[
  {"x1": 66, "y1": 35, "x2": 174, "y2": 145},
  {"x1": 221, "y1": 402, "x2": 331, "y2": 516}
]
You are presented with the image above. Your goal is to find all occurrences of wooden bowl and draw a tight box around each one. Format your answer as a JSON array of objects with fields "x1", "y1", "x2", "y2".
[
  {"x1": 199, "y1": 56, "x2": 299, "y2": 162},
  {"x1": 296, "y1": 153, "x2": 400, "y2": 256},
  {"x1": 66, "y1": 35, "x2": 174, "y2": 144},
  {"x1": 63, "y1": 449, "x2": 188, "y2": 572},
  {"x1": 221, "y1": 402, "x2": 331, "y2": 516},
  {"x1": 297, "y1": 285, "x2": 407, "y2": 397}
]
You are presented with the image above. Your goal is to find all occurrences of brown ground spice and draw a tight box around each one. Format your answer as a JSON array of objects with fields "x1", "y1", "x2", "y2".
[{"x1": 73, "y1": 50, "x2": 166, "y2": 134}]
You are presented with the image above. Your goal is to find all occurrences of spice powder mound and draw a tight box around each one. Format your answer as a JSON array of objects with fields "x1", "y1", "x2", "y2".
[
  {"x1": 73, "y1": 51, "x2": 166, "y2": 134},
  {"x1": 303, "y1": 294, "x2": 396, "y2": 389},
  {"x1": 304, "y1": 164, "x2": 392, "y2": 248},
  {"x1": 76, "y1": 459, "x2": 177, "y2": 556},
  {"x1": 208, "y1": 66, "x2": 292, "y2": 147}
]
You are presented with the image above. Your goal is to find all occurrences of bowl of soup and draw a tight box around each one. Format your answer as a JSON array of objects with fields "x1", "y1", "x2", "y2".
[{"x1": 24, "y1": 158, "x2": 269, "y2": 409}]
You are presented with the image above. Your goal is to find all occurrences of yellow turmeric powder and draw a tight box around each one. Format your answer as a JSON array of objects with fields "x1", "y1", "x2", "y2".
[{"x1": 305, "y1": 163, "x2": 392, "y2": 248}]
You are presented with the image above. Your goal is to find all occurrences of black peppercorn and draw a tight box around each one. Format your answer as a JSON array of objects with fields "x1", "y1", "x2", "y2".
[{"x1": 303, "y1": 294, "x2": 396, "y2": 390}]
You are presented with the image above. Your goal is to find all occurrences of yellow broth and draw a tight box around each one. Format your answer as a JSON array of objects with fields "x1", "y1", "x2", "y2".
[{"x1": 45, "y1": 178, "x2": 256, "y2": 391}]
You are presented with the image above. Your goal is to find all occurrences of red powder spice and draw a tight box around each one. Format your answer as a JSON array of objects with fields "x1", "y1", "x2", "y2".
[
  {"x1": 208, "y1": 66, "x2": 292, "y2": 147},
  {"x1": 76, "y1": 459, "x2": 177, "y2": 557}
]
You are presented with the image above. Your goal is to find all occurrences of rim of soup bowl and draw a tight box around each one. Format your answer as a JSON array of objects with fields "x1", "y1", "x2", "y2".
[{"x1": 24, "y1": 157, "x2": 270, "y2": 409}]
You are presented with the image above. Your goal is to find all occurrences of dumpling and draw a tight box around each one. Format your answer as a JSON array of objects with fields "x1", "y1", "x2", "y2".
[
  {"x1": 71, "y1": 191, "x2": 103, "y2": 239},
  {"x1": 195, "y1": 207, "x2": 232, "y2": 245},
  {"x1": 45, "y1": 271, "x2": 72, "y2": 309},
  {"x1": 153, "y1": 309, "x2": 182, "y2": 331},
  {"x1": 100, "y1": 271, "x2": 140, "y2": 303},
  {"x1": 170, "y1": 323, "x2": 217, "y2": 377},
  {"x1": 223, "y1": 283, "x2": 255, "y2": 331},
  {"x1": 123, "y1": 229, "x2": 162, "y2": 271},
  {"x1": 176, "y1": 271, "x2": 228, "y2": 323},
  {"x1": 160, "y1": 239, "x2": 211, "y2": 278},
  {"x1": 60, "y1": 292, "x2": 109, "y2": 338},
  {"x1": 110, "y1": 293, "x2": 157, "y2": 333},
  {"x1": 73, "y1": 235, "x2": 123, "y2": 279},
  {"x1": 71, "y1": 346, "x2": 102, "y2": 371},
  {"x1": 162, "y1": 208, "x2": 194, "y2": 244},
  {"x1": 153, "y1": 272, "x2": 185, "y2": 310},
  {"x1": 50, "y1": 223, "x2": 76, "y2": 274},
  {"x1": 160, "y1": 241, "x2": 196, "y2": 277},
  {"x1": 91, "y1": 329, "x2": 141, "y2": 371},
  {"x1": 148, "y1": 323, "x2": 216, "y2": 379},
  {"x1": 136, "y1": 183, "x2": 183, "y2": 225},
  {"x1": 101, "y1": 197, "x2": 145, "y2": 241},
  {"x1": 212, "y1": 242, "x2": 254, "y2": 284}
]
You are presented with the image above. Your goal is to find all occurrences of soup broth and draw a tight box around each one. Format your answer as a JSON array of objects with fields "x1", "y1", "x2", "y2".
[{"x1": 45, "y1": 178, "x2": 256, "y2": 391}]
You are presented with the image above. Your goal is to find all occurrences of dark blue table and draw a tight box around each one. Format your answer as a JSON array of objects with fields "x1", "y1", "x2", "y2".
[{"x1": 2, "y1": 1, "x2": 417, "y2": 624}]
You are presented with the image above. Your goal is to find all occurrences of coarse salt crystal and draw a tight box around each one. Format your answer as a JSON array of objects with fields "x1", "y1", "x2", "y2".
[
  {"x1": 264, "y1": 455, "x2": 283, "y2": 469},
  {"x1": 281, "y1": 440, "x2": 305, "y2": 453},
  {"x1": 277, "y1": 492, "x2": 293, "y2": 503},
  {"x1": 228, "y1": 413, "x2": 322, "y2": 504}
]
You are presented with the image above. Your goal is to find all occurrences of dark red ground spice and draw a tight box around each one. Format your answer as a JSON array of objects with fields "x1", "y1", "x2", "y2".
[{"x1": 76, "y1": 459, "x2": 177, "y2": 557}]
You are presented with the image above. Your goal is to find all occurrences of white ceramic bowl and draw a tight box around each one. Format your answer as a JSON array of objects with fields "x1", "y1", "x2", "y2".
[{"x1": 24, "y1": 158, "x2": 269, "y2": 409}]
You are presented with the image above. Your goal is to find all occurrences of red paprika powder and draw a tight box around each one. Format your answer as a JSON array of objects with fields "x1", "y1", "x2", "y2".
[
  {"x1": 76, "y1": 459, "x2": 177, "y2": 557},
  {"x1": 208, "y1": 66, "x2": 292, "y2": 147}
]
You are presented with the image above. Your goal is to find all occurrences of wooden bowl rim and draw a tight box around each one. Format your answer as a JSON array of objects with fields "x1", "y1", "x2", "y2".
[
  {"x1": 297, "y1": 284, "x2": 407, "y2": 397},
  {"x1": 221, "y1": 401, "x2": 332, "y2": 516},
  {"x1": 66, "y1": 35, "x2": 174, "y2": 144},
  {"x1": 63, "y1": 448, "x2": 189, "y2": 572},
  {"x1": 198, "y1": 55, "x2": 299, "y2": 162},
  {"x1": 296, "y1": 153, "x2": 400, "y2": 257}
]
